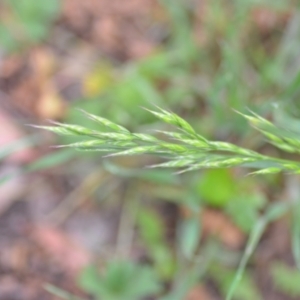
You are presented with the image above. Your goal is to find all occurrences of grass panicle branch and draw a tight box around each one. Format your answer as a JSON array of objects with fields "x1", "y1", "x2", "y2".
[{"x1": 34, "y1": 108, "x2": 300, "y2": 175}]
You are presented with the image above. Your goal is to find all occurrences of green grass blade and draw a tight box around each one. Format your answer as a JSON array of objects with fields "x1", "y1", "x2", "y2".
[
  {"x1": 44, "y1": 284, "x2": 86, "y2": 300},
  {"x1": 26, "y1": 148, "x2": 77, "y2": 172},
  {"x1": 225, "y1": 218, "x2": 266, "y2": 300},
  {"x1": 292, "y1": 205, "x2": 300, "y2": 270},
  {"x1": 0, "y1": 136, "x2": 36, "y2": 160},
  {"x1": 226, "y1": 202, "x2": 290, "y2": 300}
]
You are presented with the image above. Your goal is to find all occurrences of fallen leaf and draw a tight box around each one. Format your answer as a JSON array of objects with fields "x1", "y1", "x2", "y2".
[
  {"x1": 186, "y1": 285, "x2": 216, "y2": 300},
  {"x1": 0, "y1": 108, "x2": 36, "y2": 163},
  {"x1": 31, "y1": 225, "x2": 90, "y2": 273},
  {"x1": 36, "y1": 83, "x2": 67, "y2": 119},
  {"x1": 252, "y1": 7, "x2": 290, "y2": 33},
  {"x1": 201, "y1": 208, "x2": 245, "y2": 249},
  {"x1": 31, "y1": 48, "x2": 56, "y2": 78}
]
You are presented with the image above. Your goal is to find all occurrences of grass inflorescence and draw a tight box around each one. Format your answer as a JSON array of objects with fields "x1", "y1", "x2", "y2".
[{"x1": 33, "y1": 107, "x2": 300, "y2": 175}]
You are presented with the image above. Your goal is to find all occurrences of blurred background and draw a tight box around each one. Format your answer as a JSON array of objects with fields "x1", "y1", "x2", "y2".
[{"x1": 1, "y1": 0, "x2": 300, "y2": 299}]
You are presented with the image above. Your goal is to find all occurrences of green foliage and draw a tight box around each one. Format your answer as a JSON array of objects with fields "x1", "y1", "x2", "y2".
[
  {"x1": 226, "y1": 193, "x2": 266, "y2": 233},
  {"x1": 177, "y1": 217, "x2": 201, "y2": 260},
  {"x1": 138, "y1": 209, "x2": 176, "y2": 278},
  {"x1": 210, "y1": 264, "x2": 263, "y2": 300},
  {"x1": 271, "y1": 262, "x2": 300, "y2": 297},
  {"x1": 25, "y1": 148, "x2": 77, "y2": 172},
  {"x1": 195, "y1": 169, "x2": 236, "y2": 207},
  {"x1": 226, "y1": 202, "x2": 291, "y2": 300},
  {"x1": 292, "y1": 204, "x2": 300, "y2": 270},
  {"x1": 0, "y1": 0, "x2": 60, "y2": 52},
  {"x1": 79, "y1": 261, "x2": 162, "y2": 300}
]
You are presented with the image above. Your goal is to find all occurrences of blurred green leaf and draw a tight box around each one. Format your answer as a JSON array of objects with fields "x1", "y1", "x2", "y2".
[
  {"x1": 226, "y1": 202, "x2": 291, "y2": 300},
  {"x1": 102, "y1": 160, "x2": 179, "y2": 185},
  {"x1": 79, "y1": 265, "x2": 104, "y2": 296},
  {"x1": 138, "y1": 209, "x2": 165, "y2": 245},
  {"x1": 1, "y1": 0, "x2": 60, "y2": 52},
  {"x1": 160, "y1": 0, "x2": 198, "y2": 64},
  {"x1": 7, "y1": 0, "x2": 59, "y2": 20},
  {"x1": 138, "y1": 209, "x2": 176, "y2": 278},
  {"x1": 80, "y1": 261, "x2": 162, "y2": 300},
  {"x1": 137, "y1": 52, "x2": 175, "y2": 79},
  {"x1": 271, "y1": 262, "x2": 300, "y2": 297},
  {"x1": 226, "y1": 193, "x2": 266, "y2": 232},
  {"x1": 195, "y1": 169, "x2": 236, "y2": 208},
  {"x1": 0, "y1": 25, "x2": 18, "y2": 51},
  {"x1": 178, "y1": 217, "x2": 201, "y2": 259},
  {"x1": 211, "y1": 265, "x2": 262, "y2": 300},
  {"x1": 26, "y1": 149, "x2": 77, "y2": 172},
  {"x1": 292, "y1": 204, "x2": 300, "y2": 270}
]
